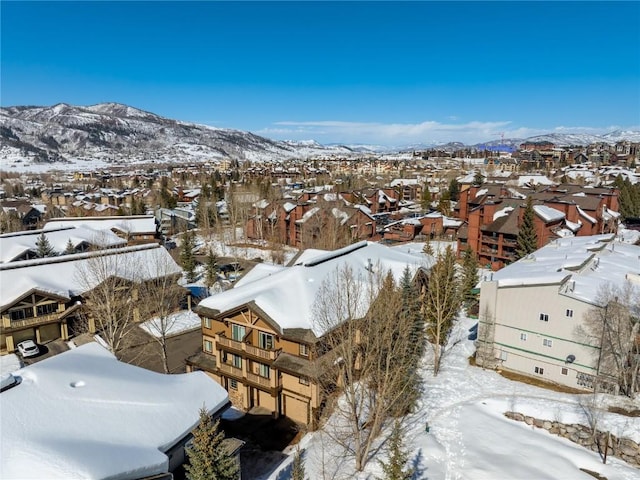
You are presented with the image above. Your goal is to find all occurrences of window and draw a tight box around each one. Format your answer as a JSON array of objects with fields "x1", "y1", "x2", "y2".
[
  {"x1": 204, "y1": 318, "x2": 211, "y2": 329},
  {"x1": 231, "y1": 324, "x2": 246, "y2": 341},
  {"x1": 539, "y1": 313, "x2": 549, "y2": 322},
  {"x1": 500, "y1": 351, "x2": 508, "y2": 361},
  {"x1": 561, "y1": 368, "x2": 568, "y2": 375},
  {"x1": 520, "y1": 333, "x2": 527, "y2": 341},
  {"x1": 258, "y1": 363, "x2": 270, "y2": 379},
  {"x1": 36, "y1": 303, "x2": 57, "y2": 316},
  {"x1": 534, "y1": 366, "x2": 544, "y2": 375},
  {"x1": 258, "y1": 331, "x2": 274, "y2": 350},
  {"x1": 229, "y1": 379, "x2": 238, "y2": 390},
  {"x1": 543, "y1": 338, "x2": 553, "y2": 347},
  {"x1": 299, "y1": 343, "x2": 309, "y2": 357},
  {"x1": 10, "y1": 308, "x2": 33, "y2": 321},
  {"x1": 204, "y1": 340, "x2": 213, "y2": 353},
  {"x1": 565, "y1": 309, "x2": 573, "y2": 318},
  {"x1": 299, "y1": 376, "x2": 310, "y2": 386},
  {"x1": 231, "y1": 354, "x2": 242, "y2": 369}
]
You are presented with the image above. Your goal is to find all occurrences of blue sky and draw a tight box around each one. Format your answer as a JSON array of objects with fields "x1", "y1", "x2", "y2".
[{"x1": 2, "y1": 1, "x2": 639, "y2": 146}]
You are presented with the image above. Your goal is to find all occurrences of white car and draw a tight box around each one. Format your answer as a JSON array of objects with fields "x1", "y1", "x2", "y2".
[{"x1": 17, "y1": 340, "x2": 40, "y2": 358}]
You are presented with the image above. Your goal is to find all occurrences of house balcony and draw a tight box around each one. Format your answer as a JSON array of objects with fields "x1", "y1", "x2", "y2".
[
  {"x1": 215, "y1": 334, "x2": 280, "y2": 362},
  {"x1": 218, "y1": 362, "x2": 243, "y2": 378},
  {"x1": 1, "y1": 311, "x2": 62, "y2": 331},
  {"x1": 246, "y1": 371, "x2": 279, "y2": 389}
]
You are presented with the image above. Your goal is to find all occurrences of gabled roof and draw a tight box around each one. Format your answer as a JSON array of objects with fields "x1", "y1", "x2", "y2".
[
  {"x1": 197, "y1": 242, "x2": 428, "y2": 337},
  {"x1": 1, "y1": 343, "x2": 229, "y2": 480},
  {"x1": 0, "y1": 244, "x2": 181, "y2": 310},
  {"x1": 0, "y1": 226, "x2": 126, "y2": 263},
  {"x1": 44, "y1": 215, "x2": 157, "y2": 235}
]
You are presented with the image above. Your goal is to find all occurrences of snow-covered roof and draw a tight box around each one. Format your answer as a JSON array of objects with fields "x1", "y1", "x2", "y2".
[
  {"x1": 488, "y1": 234, "x2": 640, "y2": 306},
  {"x1": 577, "y1": 206, "x2": 596, "y2": 224},
  {"x1": 0, "y1": 226, "x2": 127, "y2": 263},
  {"x1": 533, "y1": 205, "x2": 565, "y2": 223},
  {"x1": 0, "y1": 244, "x2": 181, "y2": 310},
  {"x1": 198, "y1": 242, "x2": 428, "y2": 337},
  {"x1": 493, "y1": 206, "x2": 514, "y2": 221},
  {"x1": 516, "y1": 175, "x2": 555, "y2": 186},
  {"x1": 0, "y1": 343, "x2": 229, "y2": 480},
  {"x1": 44, "y1": 215, "x2": 157, "y2": 234}
]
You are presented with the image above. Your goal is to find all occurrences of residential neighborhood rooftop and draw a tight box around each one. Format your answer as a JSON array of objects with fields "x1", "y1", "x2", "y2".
[{"x1": 0, "y1": 342, "x2": 229, "y2": 480}]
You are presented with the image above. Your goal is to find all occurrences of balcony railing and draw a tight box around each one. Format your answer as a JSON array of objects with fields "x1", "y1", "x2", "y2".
[
  {"x1": 246, "y1": 372, "x2": 275, "y2": 388},
  {"x1": 218, "y1": 363, "x2": 243, "y2": 377},
  {"x1": 216, "y1": 334, "x2": 280, "y2": 361},
  {"x1": 2, "y1": 311, "x2": 62, "y2": 330}
]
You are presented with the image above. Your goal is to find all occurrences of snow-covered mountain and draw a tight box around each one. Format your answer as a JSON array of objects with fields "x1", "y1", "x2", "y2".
[
  {"x1": 0, "y1": 103, "x2": 353, "y2": 167},
  {"x1": 1, "y1": 102, "x2": 638, "y2": 170}
]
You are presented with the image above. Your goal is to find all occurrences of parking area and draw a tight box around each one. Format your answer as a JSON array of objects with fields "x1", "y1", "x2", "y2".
[{"x1": 20, "y1": 338, "x2": 70, "y2": 366}]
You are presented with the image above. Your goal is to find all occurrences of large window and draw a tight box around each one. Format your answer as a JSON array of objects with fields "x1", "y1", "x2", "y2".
[
  {"x1": 204, "y1": 340, "x2": 213, "y2": 353},
  {"x1": 10, "y1": 308, "x2": 34, "y2": 321},
  {"x1": 231, "y1": 354, "x2": 242, "y2": 369},
  {"x1": 231, "y1": 324, "x2": 246, "y2": 341},
  {"x1": 36, "y1": 303, "x2": 57, "y2": 316},
  {"x1": 204, "y1": 318, "x2": 211, "y2": 329},
  {"x1": 258, "y1": 331, "x2": 274, "y2": 350},
  {"x1": 258, "y1": 363, "x2": 270, "y2": 379}
]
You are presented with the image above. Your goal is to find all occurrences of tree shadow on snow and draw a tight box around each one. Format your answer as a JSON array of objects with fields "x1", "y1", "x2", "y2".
[{"x1": 410, "y1": 448, "x2": 428, "y2": 480}]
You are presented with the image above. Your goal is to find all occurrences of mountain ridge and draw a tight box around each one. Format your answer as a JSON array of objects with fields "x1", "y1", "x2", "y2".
[{"x1": 1, "y1": 103, "x2": 639, "y2": 167}]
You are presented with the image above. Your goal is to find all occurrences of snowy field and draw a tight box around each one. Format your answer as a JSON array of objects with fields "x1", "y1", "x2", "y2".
[{"x1": 265, "y1": 315, "x2": 640, "y2": 480}]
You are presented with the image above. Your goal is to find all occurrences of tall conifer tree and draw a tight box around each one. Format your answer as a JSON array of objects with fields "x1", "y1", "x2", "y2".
[{"x1": 516, "y1": 197, "x2": 538, "y2": 259}]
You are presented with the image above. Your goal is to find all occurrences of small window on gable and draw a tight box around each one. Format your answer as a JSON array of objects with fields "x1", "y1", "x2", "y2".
[
  {"x1": 300, "y1": 344, "x2": 309, "y2": 357},
  {"x1": 543, "y1": 338, "x2": 553, "y2": 347},
  {"x1": 561, "y1": 368, "x2": 568, "y2": 375},
  {"x1": 204, "y1": 318, "x2": 211, "y2": 329},
  {"x1": 534, "y1": 366, "x2": 544, "y2": 375},
  {"x1": 204, "y1": 340, "x2": 213, "y2": 353},
  {"x1": 566, "y1": 309, "x2": 573, "y2": 318},
  {"x1": 539, "y1": 313, "x2": 549, "y2": 322},
  {"x1": 520, "y1": 333, "x2": 527, "y2": 341}
]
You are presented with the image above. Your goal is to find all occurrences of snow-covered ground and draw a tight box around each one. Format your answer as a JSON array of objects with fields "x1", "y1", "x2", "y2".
[
  {"x1": 0, "y1": 353, "x2": 22, "y2": 375},
  {"x1": 265, "y1": 315, "x2": 640, "y2": 480},
  {"x1": 139, "y1": 310, "x2": 201, "y2": 338}
]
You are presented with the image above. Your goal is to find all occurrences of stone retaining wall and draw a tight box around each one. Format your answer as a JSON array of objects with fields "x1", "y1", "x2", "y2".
[{"x1": 504, "y1": 411, "x2": 640, "y2": 468}]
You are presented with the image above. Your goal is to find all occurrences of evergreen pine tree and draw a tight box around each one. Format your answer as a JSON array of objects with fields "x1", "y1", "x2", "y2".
[
  {"x1": 400, "y1": 266, "x2": 424, "y2": 410},
  {"x1": 422, "y1": 238, "x2": 434, "y2": 256},
  {"x1": 185, "y1": 407, "x2": 239, "y2": 480},
  {"x1": 421, "y1": 185, "x2": 432, "y2": 211},
  {"x1": 290, "y1": 447, "x2": 306, "y2": 480},
  {"x1": 35, "y1": 232, "x2": 56, "y2": 258},
  {"x1": 448, "y1": 178, "x2": 460, "y2": 202},
  {"x1": 204, "y1": 247, "x2": 218, "y2": 287},
  {"x1": 473, "y1": 170, "x2": 485, "y2": 186},
  {"x1": 515, "y1": 197, "x2": 538, "y2": 260},
  {"x1": 64, "y1": 238, "x2": 76, "y2": 255},
  {"x1": 461, "y1": 247, "x2": 479, "y2": 310},
  {"x1": 180, "y1": 230, "x2": 197, "y2": 283},
  {"x1": 377, "y1": 421, "x2": 414, "y2": 480}
]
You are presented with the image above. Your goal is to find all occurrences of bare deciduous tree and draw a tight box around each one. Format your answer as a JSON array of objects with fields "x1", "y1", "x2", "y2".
[
  {"x1": 137, "y1": 248, "x2": 186, "y2": 373},
  {"x1": 423, "y1": 246, "x2": 461, "y2": 375},
  {"x1": 580, "y1": 282, "x2": 640, "y2": 398},
  {"x1": 313, "y1": 264, "x2": 421, "y2": 472},
  {"x1": 75, "y1": 251, "x2": 141, "y2": 355}
]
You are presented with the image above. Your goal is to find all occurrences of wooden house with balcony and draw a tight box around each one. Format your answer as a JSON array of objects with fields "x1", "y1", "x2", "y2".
[
  {"x1": 187, "y1": 241, "x2": 426, "y2": 428},
  {"x1": 0, "y1": 244, "x2": 181, "y2": 355}
]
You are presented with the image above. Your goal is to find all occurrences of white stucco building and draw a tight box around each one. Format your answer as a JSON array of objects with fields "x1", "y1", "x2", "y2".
[{"x1": 477, "y1": 233, "x2": 640, "y2": 391}]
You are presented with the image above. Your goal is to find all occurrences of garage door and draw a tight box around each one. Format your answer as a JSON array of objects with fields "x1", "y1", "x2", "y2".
[
  {"x1": 12, "y1": 328, "x2": 36, "y2": 345},
  {"x1": 284, "y1": 395, "x2": 308, "y2": 425},
  {"x1": 39, "y1": 323, "x2": 61, "y2": 343}
]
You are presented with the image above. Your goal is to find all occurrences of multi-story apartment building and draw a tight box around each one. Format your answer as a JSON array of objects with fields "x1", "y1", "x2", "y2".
[
  {"x1": 187, "y1": 241, "x2": 425, "y2": 428},
  {"x1": 476, "y1": 234, "x2": 640, "y2": 392},
  {"x1": 456, "y1": 183, "x2": 620, "y2": 269}
]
